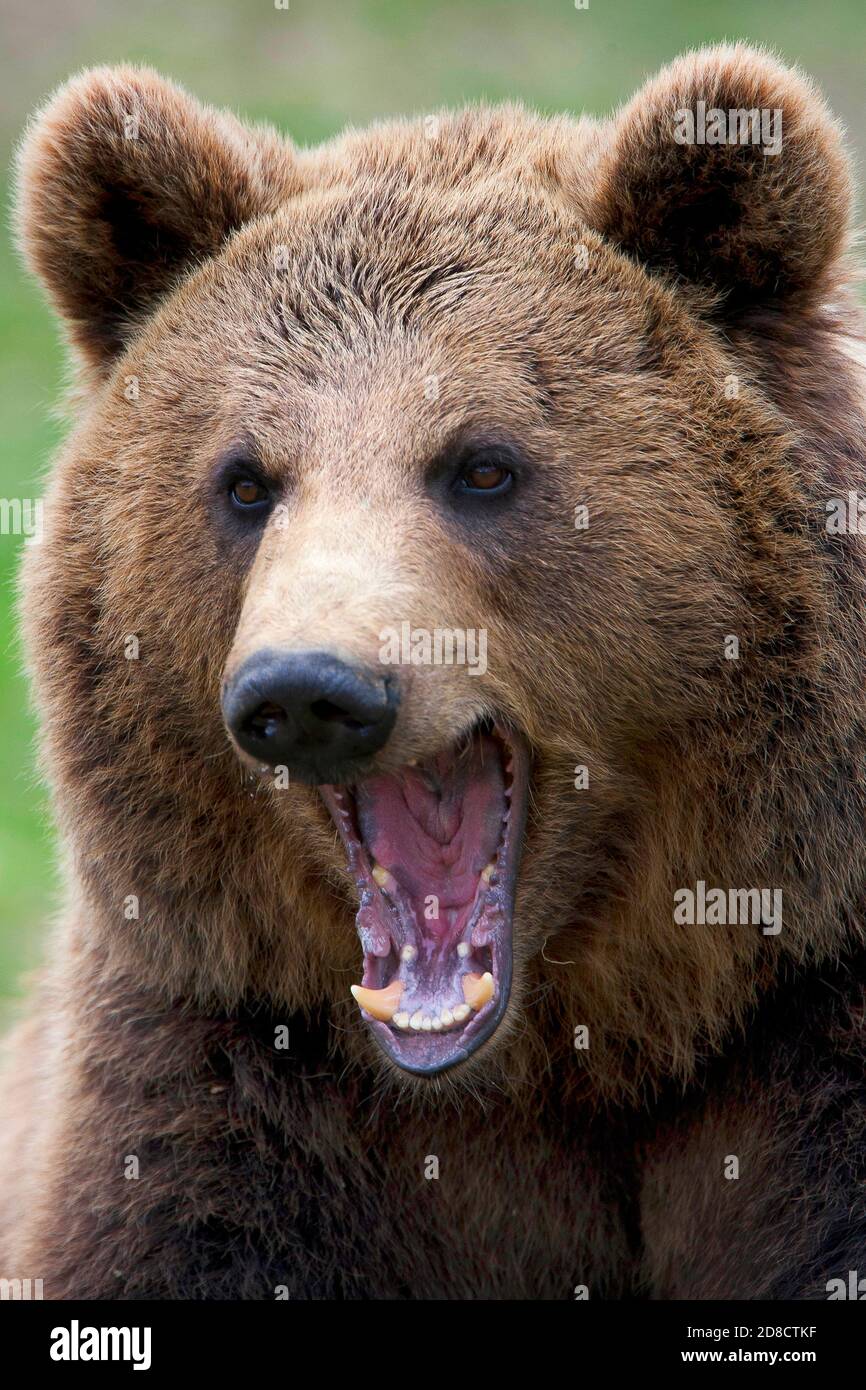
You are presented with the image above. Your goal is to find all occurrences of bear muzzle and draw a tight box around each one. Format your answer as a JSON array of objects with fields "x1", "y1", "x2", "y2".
[{"x1": 221, "y1": 647, "x2": 400, "y2": 784}]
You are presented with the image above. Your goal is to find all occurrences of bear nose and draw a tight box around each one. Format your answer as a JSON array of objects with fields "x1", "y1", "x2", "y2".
[{"x1": 221, "y1": 649, "x2": 399, "y2": 783}]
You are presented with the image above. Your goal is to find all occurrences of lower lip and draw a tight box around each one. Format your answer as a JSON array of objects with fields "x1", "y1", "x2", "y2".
[{"x1": 368, "y1": 955, "x2": 510, "y2": 1076}]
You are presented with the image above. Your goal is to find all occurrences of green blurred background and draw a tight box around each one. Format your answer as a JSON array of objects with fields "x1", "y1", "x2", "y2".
[{"x1": 1, "y1": 0, "x2": 864, "y2": 1011}]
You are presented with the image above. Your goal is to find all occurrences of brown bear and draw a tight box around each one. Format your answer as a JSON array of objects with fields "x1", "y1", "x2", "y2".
[{"x1": 2, "y1": 42, "x2": 866, "y2": 1300}]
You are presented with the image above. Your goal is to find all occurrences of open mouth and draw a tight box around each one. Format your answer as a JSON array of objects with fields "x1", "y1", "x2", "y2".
[{"x1": 320, "y1": 722, "x2": 529, "y2": 1075}]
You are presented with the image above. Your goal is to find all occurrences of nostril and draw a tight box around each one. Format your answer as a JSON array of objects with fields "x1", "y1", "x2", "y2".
[
  {"x1": 309, "y1": 698, "x2": 365, "y2": 730},
  {"x1": 242, "y1": 700, "x2": 288, "y2": 739},
  {"x1": 223, "y1": 648, "x2": 400, "y2": 780}
]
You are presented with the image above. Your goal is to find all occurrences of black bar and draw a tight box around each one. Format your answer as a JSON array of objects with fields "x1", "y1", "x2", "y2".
[{"x1": 3, "y1": 1299, "x2": 861, "y2": 1374}]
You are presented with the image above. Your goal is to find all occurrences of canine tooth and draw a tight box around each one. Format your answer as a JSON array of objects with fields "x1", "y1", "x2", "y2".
[
  {"x1": 440, "y1": 1009, "x2": 454, "y2": 1027},
  {"x1": 457, "y1": 942, "x2": 470, "y2": 958},
  {"x1": 400, "y1": 944, "x2": 417, "y2": 963},
  {"x1": 410, "y1": 1011, "x2": 424, "y2": 1031},
  {"x1": 372, "y1": 863, "x2": 395, "y2": 891},
  {"x1": 452, "y1": 1003, "x2": 471, "y2": 1024},
  {"x1": 421, "y1": 1016, "x2": 433, "y2": 1031},
  {"x1": 392, "y1": 1011, "x2": 410, "y2": 1029},
  {"x1": 431, "y1": 1017, "x2": 443, "y2": 1031},
  {"x1": 481, "y1": 861, "x2": 496, "y2": 883},
  {"x1": 462, "y1": 971, "x2": 494, "y2": 1011},
  {"x1": 349, "y1": 979, "x2": 404, "y2": 1021}
]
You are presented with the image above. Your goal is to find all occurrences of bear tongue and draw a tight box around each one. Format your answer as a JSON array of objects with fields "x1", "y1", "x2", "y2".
[{"x1": 356, "y1": 734, "x2": 506, "y2": 941}]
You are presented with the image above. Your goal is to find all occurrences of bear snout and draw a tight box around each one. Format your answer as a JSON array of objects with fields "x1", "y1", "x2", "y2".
[{"x1": 221, "y1": 648, "x2": 399, "y2": 784}]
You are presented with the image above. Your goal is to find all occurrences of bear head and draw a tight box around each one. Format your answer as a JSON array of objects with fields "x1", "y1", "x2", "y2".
[{"x1": 15, "y1": 46, "x2": 866, "y2": 1096}]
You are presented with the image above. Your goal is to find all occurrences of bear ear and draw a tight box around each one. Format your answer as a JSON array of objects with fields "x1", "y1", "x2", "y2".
[
  {"x1": 584, "y1": 45, "x2": 853, "y2": 314},
  {"x1": 15, "y1": 66, "x2": 297, "y2": 371}
]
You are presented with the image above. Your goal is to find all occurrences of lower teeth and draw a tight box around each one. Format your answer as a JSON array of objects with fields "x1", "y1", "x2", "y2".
[
  {"x1": 351, "y1": 969, "x2": 495, "y2": 1034},
  {"x1": 390, "y1": 997, "x2": 480, "y2": 1032}
]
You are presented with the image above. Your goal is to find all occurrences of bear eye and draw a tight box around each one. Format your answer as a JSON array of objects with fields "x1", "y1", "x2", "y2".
[
  {"x1": 229, "y1": 477, "x2": 270, "y2": 510},
  {"x1": 455, "y1": 457, "x2": 514, "y2": 496}
]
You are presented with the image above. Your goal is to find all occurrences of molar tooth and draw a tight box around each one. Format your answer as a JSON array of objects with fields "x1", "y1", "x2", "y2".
[
  {"x1": 452, "y1": 1003, "x2": 471, "y2": 1024},
  {"x1": 481, "y1": 861, "x2": 496, "y2": 883},
  {"x1": 392, "y1": 1011, "x2": 410, "y2": 1030},
  {"x1": 372, "y1": 863, "x2": 396, "y2": 891},
  {"x1": 462, "y1": 971, "x2": 495, "y2": 1011},
  {"x1": 440, "y1": 1009, "x2": 454, "y2": 1028},
  {"x1": 400, "y1": 944, "x2": 417, "y2": 963},
  {"x1": 350, "y1": 979, "x2": 404, "y2": 1022},
  {"x1": 410, "y1": 1011, "x2": 424, "y2": 1031},
  {"x1": 456, "y1": 942, "x2": 471, "y2": 959}
]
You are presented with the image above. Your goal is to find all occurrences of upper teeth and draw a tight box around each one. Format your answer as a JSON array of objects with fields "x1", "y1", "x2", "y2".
[{"x1": 372, "y1": 863, "x2": 396, "y2": 891}]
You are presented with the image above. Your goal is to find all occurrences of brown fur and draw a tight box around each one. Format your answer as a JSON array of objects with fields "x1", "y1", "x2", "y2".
[{"x1": 2, "y1": 45, "x2": 866, "y2": 1298}]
